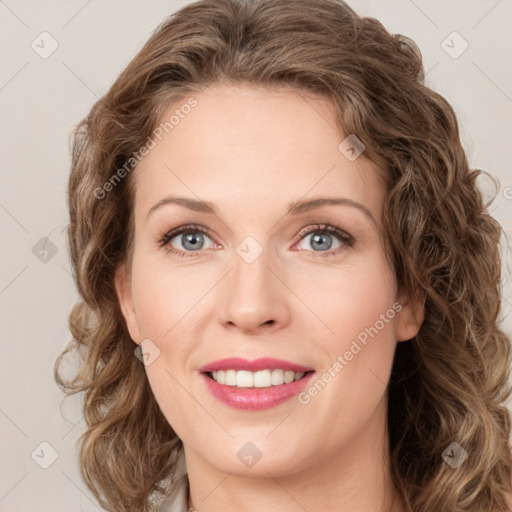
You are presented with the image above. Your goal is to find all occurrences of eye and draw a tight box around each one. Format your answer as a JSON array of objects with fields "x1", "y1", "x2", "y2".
[
  {"x1": 293, "y1": 224, "x2": 354, "y2": 257},
  {"x1": 158, "y1": 224, "x2": 217, "y2": 258},
  {"x1": 158, "y1": 222, "x2": 354, "y2": 259}
]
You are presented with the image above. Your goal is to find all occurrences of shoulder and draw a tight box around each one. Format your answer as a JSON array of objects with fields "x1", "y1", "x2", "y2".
[{"x1": 508, "y1": 471, "x2": 512, "y2": 508}]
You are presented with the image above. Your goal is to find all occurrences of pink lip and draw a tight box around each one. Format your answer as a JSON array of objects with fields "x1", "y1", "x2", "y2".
[
  {"x1": 200, "y1": 371, "x2": 315, "y2": 410},
  {"x1": 198, "y1": 357, "x2": 314, "y2": 373}
]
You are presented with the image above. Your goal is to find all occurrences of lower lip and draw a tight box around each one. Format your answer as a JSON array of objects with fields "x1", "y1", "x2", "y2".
[{"x1": 200, "y1": 372, "x2": 315, "y2": 410}]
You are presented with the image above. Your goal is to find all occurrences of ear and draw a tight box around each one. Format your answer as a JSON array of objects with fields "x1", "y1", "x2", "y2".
[
  {"x1": 114, "y1": 263, "x2": 142, "y2": 344},
  {"x1": 394, "y1": 287, "x2": 425, "y2": 342}
]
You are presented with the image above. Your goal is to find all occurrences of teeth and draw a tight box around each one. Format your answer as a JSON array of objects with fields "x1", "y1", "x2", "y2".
[{"x1": 211, "y1": 369, "x2": 306, "y2": 388}]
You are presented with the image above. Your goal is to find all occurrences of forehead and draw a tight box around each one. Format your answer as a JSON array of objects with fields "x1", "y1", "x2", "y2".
[{"x1": 132, "y1": 84, "x2": 386, "y2": 222}]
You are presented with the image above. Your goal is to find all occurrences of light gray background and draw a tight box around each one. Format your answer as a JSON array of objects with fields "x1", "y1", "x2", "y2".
[{"x1": 1, "y1": 1, "x2": 511, "y2": 510}]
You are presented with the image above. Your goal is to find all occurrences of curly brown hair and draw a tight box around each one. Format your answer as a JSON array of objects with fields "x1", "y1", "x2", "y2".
[{"x1": 54, "y1": 0, "x2": 512, "y2": 510}]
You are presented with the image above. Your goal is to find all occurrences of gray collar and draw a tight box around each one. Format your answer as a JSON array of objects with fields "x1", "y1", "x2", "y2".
[{"x1": 156, "y1": 448, "x2": 189, "y2": 512}]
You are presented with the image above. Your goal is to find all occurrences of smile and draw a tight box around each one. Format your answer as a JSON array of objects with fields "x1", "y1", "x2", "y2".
[{"x1": 201, "y1": 370, "x2": 315, "y2": 410}]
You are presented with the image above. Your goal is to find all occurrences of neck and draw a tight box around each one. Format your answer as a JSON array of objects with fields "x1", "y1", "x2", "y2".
[{"x1": 184, "y1": 394, "x2": 404, "y2": 511}]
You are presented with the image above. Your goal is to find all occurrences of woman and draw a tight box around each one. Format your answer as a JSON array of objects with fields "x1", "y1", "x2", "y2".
[{"x1": 54, "y1": 0, "x2": 512, "y2": 510}]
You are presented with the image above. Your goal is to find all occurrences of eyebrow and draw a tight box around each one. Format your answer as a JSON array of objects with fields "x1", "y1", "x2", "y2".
[{"x1": 146, "y1": 195, "x2": 377, "y2": 224}]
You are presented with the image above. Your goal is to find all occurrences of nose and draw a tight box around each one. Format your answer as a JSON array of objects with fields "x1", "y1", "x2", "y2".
[{"x1": 218, "y1": 245, "x2": 291, "y2": 335}]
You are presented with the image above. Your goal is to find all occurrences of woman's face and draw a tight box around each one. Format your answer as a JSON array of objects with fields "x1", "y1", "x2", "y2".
[{"x1": 115, "y1": 83, "x2": 423, "y2": 479}]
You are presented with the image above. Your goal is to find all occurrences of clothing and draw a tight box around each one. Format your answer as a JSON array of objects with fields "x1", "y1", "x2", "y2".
[{"x1": 157, "y1": 449, "x2": 190, "y2": 512}]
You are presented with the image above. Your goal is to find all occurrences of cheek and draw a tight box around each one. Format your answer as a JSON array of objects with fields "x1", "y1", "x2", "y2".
[
  {"x1": 130, "y1": 263, "x2": 198, "y2": 432},
  {"x1": 130, "y1": 258, "x2": 210, "y2": 340},
  {"x1": 299, "y1": 254, "x2": 396, "y2": 342},
  {"x1": 304, "y1": 254, "x2": 398, "y2": 394},
  {"x1": 143, "y1": 363, "x2": 195, "y2": 442},
  {"x1": 299, "y1": 266, "x2": 398, "y2": 443}
]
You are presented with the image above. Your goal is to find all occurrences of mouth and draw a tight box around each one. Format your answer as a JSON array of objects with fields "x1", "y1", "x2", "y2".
[
  {"x1": 198, "y1": 357, "x2": 315, "y2": 410},
  {"x1": 200, "y1": 369, "x2": 316, "y2": 410}
]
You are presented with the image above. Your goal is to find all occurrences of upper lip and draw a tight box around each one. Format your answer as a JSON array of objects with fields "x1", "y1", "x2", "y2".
[{"x1": 199, "y1": 357, "x2": 314, "y2": 373}]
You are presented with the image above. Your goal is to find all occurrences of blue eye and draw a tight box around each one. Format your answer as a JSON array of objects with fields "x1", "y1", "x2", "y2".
[
  {"x1": 294, "y1": 224, "x2": 354, "y2": 257},
  {"x1": 158, "y1": 224, "x2": 215, "y2": 258}
]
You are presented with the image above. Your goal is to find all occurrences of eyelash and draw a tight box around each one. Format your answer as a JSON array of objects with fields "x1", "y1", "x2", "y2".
[{"x1": 157, "y1": 223, "x2": 354, "y2": 259}]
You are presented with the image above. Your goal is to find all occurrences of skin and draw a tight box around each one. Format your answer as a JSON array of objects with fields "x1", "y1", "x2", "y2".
[{"x1": 115, "y1": 83, "x2": 425, "y2": 512}]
